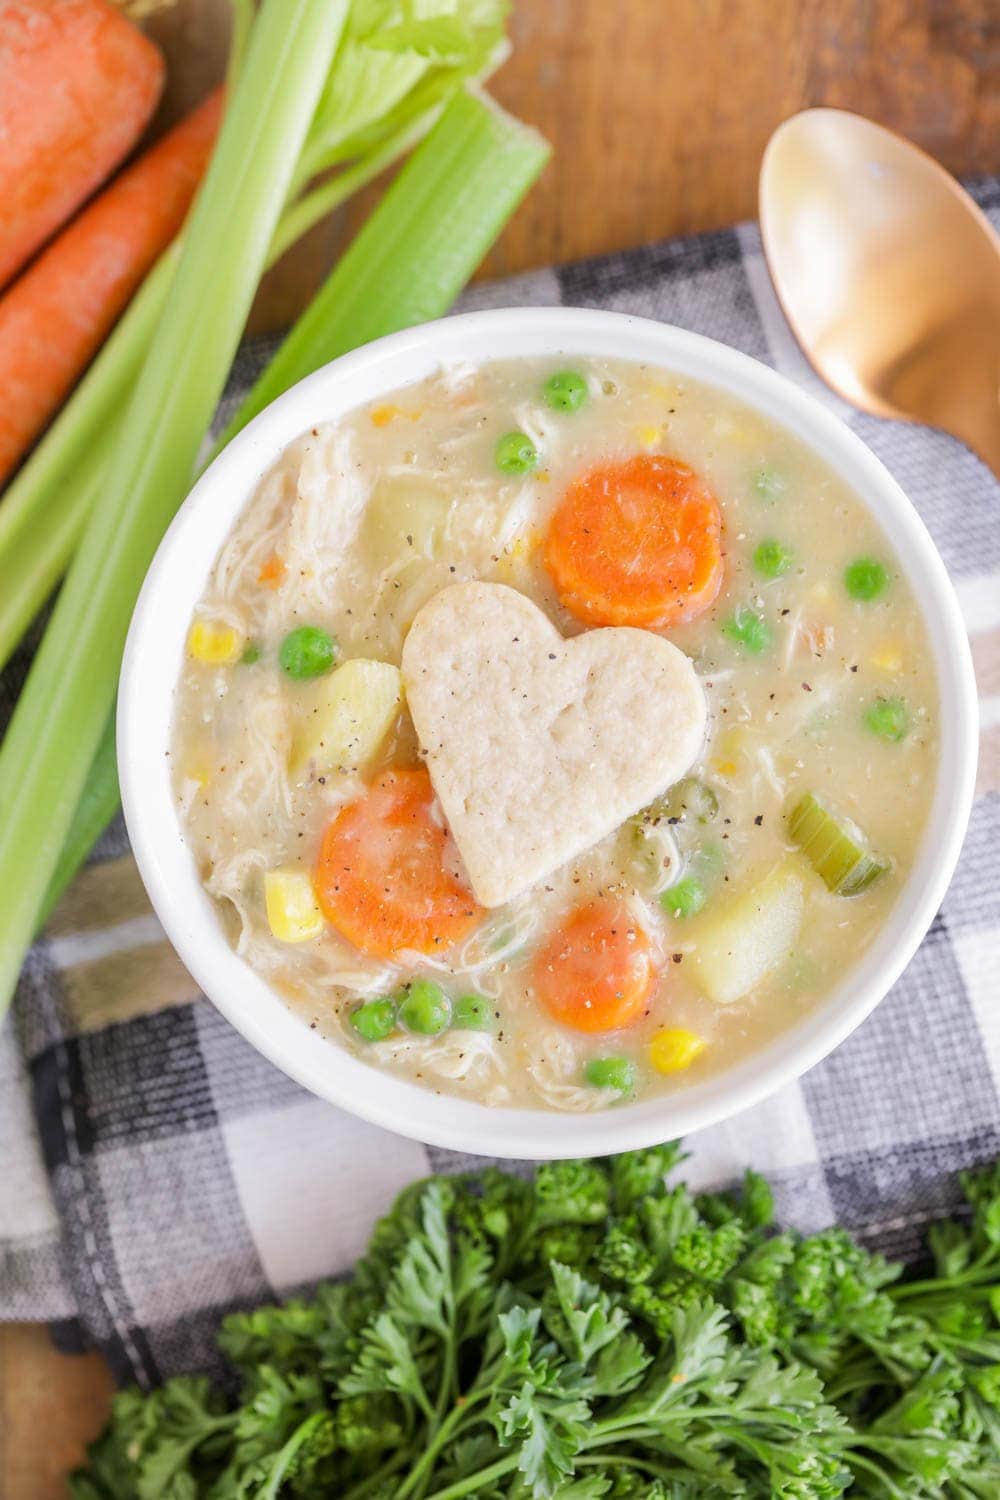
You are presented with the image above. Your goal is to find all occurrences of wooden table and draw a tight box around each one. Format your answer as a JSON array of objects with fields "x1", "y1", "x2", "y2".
[{"x1": 3, "y1": 1, "x2": 996, "y2": 1492}]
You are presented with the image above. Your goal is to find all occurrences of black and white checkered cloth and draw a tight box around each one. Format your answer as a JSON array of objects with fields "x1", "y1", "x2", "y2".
[{"x1": 2, "y1": 186, "x2": 999, "y2": 1388}]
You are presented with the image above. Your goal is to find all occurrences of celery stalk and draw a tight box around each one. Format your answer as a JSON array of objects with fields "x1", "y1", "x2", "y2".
[
  {"x1": 0, "y1": 0, "x2": 350, "y2": 1014},
  {"x1": 37, "y1": 89, "x2": 548, "y2": 927},
  {"x1": 36, "y1": 715, "x2": 119, "y2": 933}
]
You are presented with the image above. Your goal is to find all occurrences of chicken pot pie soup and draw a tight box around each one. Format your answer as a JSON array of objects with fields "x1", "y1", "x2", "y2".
[{"x1": 172, "y1": 356, "x2": 938, "y2": 1112}]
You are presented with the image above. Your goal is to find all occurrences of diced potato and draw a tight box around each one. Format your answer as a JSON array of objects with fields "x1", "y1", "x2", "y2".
[
  {"x1": 187, "y1": 618, "x2": 243, "y2": 664},
  {"x1": 690, "y1": 861, "x2": 805, "y2": 1004},
  {"x1": 290, "y1": 658, "x2": 403, "y2": 777},
  {"x1": 649, "y1": 1027, "x2": 706, "y2": 1074},
  {"x1": 363, "y1": 477, "x2": 451, "y2": 566},
  {"x1": 264, "y1": 869, "x2": 324, "y2": 943}
]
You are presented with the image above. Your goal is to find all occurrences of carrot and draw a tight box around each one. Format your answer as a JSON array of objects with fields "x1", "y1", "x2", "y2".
[
  {"x1": 532, "y1": 897, "x2": 659, "y2": 1034},
  {"x1": 0, "y1": 89, "x2": 223, "y2": 486},
  {"x1": 315, "y1": 767, "x2": 482, "y2": 959},
  {"x1": 0, "y1": 0, "x2": 164, "y2": 289},
  {"x1": 257, "y1": 553, "x2": 286, "y2": 587},
  {"x1": 543, "y1": 454, "x2": 724, "y2": 629}
]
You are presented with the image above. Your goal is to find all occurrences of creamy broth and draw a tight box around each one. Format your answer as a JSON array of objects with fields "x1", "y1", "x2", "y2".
[{"x1": 171, "y1": 357, "x2": 938, "y2": 1111}]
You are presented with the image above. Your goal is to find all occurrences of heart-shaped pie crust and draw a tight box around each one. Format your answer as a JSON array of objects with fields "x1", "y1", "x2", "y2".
[{"x1": 401, "y1": 582, "x2": 707, "y2": 908}]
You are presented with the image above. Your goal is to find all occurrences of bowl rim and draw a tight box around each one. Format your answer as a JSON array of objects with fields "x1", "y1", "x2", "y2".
[{"x1": 118, "y1": 306, "x2": 979, "y2": 1159}]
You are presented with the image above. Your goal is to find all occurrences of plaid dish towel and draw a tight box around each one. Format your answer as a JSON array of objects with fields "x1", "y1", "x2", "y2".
[{"x1": 2, "y1": 184, "x2": 999, "y2": 1389}]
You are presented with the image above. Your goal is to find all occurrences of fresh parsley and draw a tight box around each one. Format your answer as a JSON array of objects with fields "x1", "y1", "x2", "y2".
[{"x1": 72, "y1": 1146, "x2": 1000, "y2": 1497}]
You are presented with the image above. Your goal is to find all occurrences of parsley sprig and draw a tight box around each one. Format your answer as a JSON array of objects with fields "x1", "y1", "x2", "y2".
[{"x1": 72, "y1": 1145, "x2": 1000, "y2": 1498}]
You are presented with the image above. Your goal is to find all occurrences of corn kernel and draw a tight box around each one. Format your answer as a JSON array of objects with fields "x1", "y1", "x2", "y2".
[
  {"x1": 186, "y1": 761, "x2": 212, "y2": 789},
  {"x1": 187, "y1": 619, "x2": 242, "y2": 664},
  {"x1": 634, "y1": 424, "x2": 662, "y2": 450},
  {"x1": 370, "y1": 403, "x2": 420, "y2": 427},
  {"x1": 870, "y1": 644, "x2": 902, "y2": 673},
  {"x1": 257, "y1": 553, "x2": 286, "y2": 587},
  {"x1": 370, "y1": 403, "x2": 401, "y2": 427},
  {"x1": 649, "y1": 1027, "x2": 706, "y2": 1074},
  {"x1": 711, "y1": 727, "x2": 747, "y2": 777},
  {"x1": 264, "y1": 870, "x2": 325, "y2": 943}
]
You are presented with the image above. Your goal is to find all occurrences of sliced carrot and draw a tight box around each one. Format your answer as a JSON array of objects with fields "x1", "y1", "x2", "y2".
[
  {"x1": 0, "y1": 88, "x2": 222, "y2": 485},
  {"x1": 532, "y1": 897, "x2": 659, "y2": 1034},
  {"x1": 543, "y1": 454, "x2": 724, "y2": 628},
  {"x1": 257, "y1": 552, "x2": 286, "y2": 587},
  {"x1": 0, "y1": 0, "x2": 164, "y2": 289},
  {"x1": 315, "y1": 768, "x2": 482, "y2": 959}
]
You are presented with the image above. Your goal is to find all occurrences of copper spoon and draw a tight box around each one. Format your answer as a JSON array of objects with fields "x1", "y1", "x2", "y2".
[{"x1": 759, "y1": 108, "x2": 1000, "y2": 478}]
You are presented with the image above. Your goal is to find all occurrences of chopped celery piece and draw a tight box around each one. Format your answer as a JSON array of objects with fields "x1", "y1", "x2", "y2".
[
  {"x1": 658, "y1": 777, "x2": 719, "y2": 826},
  {"x1": 787, "y1": 792, "x2": 887, "y2": 896},
  {"x1": 625, "y1": 820, "x2": 676, "y2": 895},
  {"x1": 691, "y1": 862, "x2": 805, "y2": 1004}
]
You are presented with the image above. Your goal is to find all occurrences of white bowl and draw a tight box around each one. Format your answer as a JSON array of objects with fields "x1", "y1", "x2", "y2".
[{"x1": 119, "y1": 307, "x2": 978, "y2": 1159}]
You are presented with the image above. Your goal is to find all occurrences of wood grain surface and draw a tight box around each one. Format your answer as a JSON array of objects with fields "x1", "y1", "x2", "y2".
[{"x1": 3, "y1": 0, "x2": 997, "y2": 1494}]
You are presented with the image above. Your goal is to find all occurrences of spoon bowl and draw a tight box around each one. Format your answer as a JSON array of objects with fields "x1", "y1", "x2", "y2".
[{"x1": 760, "y1": 108, "x2": 1000, "y2": 476}]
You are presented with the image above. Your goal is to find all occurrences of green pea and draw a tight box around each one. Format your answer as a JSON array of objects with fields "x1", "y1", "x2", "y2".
[
  {"x1": 452, "y1": 993, "x2": 493, "y2": 1031},
  {"x1": 753, "y1": 539, "x2": 794, "y2": 579},
  {"x1": 495, "y1": 430, "x2": 538, "y2": 476},
  {"x1": 398, "y1": 978, "x2": 451, "y2": 1036},
  {"x1": 542, "y1": 370, "x2": 588, "y2": 413},
  {"x1": 722, "y1": 605, "x2": 771, "y2": 655},
  {"x1": 584, "y1": 1056, "x2": 636, "y2": 1093},
  {"x1": 844, "y1": 556, "x2": 889, "y2": 601},
  {"x1": 753, "y1": 466, "x2": 786, "y2": 504},
  {"x1": 279, "y1": 625, "x2": 337, "y2": 680},
  {"x1": 240, "y1": 643, "x2": 261, "y2": 665},
  {"x1": 864, "y1": 696, "x2": 909, "y2": 742},
  {"x1": 661, "y1": 876, "x2": 705, "y2": 919},
  {"x1": 350, "y1": 996, "x2": 397, "y2": 1043}
]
